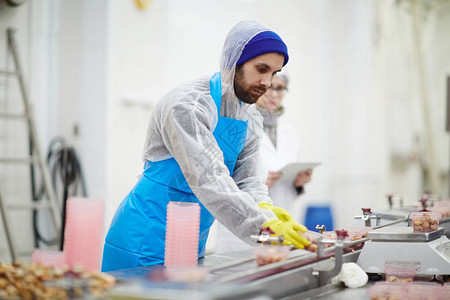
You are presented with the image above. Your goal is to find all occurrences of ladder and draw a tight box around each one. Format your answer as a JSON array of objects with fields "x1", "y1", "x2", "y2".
[{"x1": 0, "y1": 28, "x2": 61, "y2": 262}]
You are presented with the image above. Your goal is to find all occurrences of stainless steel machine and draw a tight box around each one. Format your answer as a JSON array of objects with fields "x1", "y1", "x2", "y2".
[
  {"x1": 355, "y1": 203, "x2": 450, "y2": 276},
  {"x1": 357, "y1": 227, "x2": 450, "y2": 275}
]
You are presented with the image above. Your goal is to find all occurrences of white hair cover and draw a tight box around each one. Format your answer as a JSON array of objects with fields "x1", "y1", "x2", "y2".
[{"x1": 142, "y1": 20, "x2": 276, "y2": 245}]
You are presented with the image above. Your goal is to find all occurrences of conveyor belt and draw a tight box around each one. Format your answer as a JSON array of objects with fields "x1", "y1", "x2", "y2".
[{"x1": 106, "y1": 241, "x2": 365, "y2": 299}]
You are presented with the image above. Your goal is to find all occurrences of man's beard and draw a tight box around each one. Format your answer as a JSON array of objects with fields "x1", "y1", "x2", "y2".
[{"x1": 234, "y1": 67, "x2": 267, "y2": 104}]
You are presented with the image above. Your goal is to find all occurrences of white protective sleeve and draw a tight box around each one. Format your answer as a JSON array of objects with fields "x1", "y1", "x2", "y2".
[{"x1": 142, "y1": 20, "x2": 280, "y2": 244}]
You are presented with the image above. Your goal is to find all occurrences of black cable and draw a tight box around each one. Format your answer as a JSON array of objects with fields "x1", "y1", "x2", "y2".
[
  {"x1": 28, "y1": 128, "x2": 40, "y2": 248},
  {"x1": 31, "y1": 137, "x2": 66, "y2": 246},
  {"x1": 30, "y1": 136, "x2": 54, "y2": 246},
  {"x1": 30, "y1": 136, "x2": 87, "y2": 248}
]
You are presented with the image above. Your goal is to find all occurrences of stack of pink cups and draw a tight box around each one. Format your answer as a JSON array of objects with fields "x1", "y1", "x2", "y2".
[
  {"x1": 63, "y1": 197, "x2": 105, "y2": 271},
  {"x1": 164, "y1": 201, "x2": 200, "y2": 267}
]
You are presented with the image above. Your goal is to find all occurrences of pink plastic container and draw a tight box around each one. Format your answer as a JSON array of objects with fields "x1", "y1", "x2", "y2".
[
  {"x1": 254, "y1": 245, "x2": 290, "y2": 266},
  {"x1": 63, "y1": 197, "x2": 105, "y2": 271},
  {"x1": 410, "y1": 212, "x2": 441, "y2": 233},
  {"x1": 367, "y1": 282, "x2": 405, "y2": 299},
  {"x1": 164, "y1": 202, "x2": 200, "y2": 268},
  {"x1": 345, "y1": 227, "x2": 372, "y2": 241},
  {"x1": 406, "y1": 282, "x2": 441, "y2": 299},
  {"x1": 31, "y1": 249, "x2": 66, "y2": 268},
  {"x1": 440, "y1": 282, "x2": 450, "y2": 299},
  {"x1": 299, "y1": 230, "x2": 322, "y2": 252},
  {"x1": 385, "y1": 266, "x2": 416, "y2": 283}
]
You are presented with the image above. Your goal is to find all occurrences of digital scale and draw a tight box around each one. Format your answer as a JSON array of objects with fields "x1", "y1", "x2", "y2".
[{"x1": 357, "y1": 227, "x2": 450, "y2": 275}]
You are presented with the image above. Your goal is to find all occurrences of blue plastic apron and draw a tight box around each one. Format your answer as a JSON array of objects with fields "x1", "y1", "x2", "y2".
[{"x1": 102, "y1": 72, "x2": 248, "y2": 271}]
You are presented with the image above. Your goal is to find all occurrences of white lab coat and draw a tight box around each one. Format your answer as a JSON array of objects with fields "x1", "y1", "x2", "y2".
[{"x1": 214, "y1": 119, "x2": 300, "y2": 254}]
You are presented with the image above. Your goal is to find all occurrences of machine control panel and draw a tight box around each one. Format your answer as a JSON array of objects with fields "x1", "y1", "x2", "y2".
[{"x1": 435, "y1": 242, "x2": 450, "y2": 261}]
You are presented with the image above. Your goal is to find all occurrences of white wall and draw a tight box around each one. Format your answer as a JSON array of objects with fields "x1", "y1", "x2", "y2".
[
  {"x1": 295, "y1": 1, "x2": 389, "y2": 228},
  {"x1": 375, "y1": 0, "x2": 450, "y2": 205},
  {"x1": 0, "y1": 0, "x2": 449, "y2": 262}
]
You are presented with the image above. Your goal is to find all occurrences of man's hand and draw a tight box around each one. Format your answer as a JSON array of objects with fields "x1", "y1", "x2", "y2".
[
  {"x1": 266, "y1": 171, "x2": 282, "y2": 189},
  {"x1": 263, "y1": 219, "x2": 309, "y2": 249},
  {"x1": 294, "y1": 169, "x2": 312, "y2": 188}
]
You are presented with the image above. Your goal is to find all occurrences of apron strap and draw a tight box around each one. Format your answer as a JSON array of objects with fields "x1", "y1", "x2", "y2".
[{"x1": 210, "y1": 72, "x2": 222, "y2": 113}]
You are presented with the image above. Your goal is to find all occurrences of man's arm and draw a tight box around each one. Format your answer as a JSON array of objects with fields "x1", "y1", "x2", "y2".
[
  {"x1": 232, "y1": 111, "x2": 273, "y2": 204},
  {"x1": 159, "y1": 97, "x2": 275, "y2": 244}
]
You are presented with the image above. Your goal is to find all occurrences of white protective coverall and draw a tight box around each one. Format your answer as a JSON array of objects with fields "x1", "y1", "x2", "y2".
[{"x1": 141, "y1": 20, "x2": 277, "y2": 246}]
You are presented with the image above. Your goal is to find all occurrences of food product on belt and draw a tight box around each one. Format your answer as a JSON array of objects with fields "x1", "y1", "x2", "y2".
[
  {"x1": 386, "y1": 275, "x2": 414, "y2": 283},
  {"x1": 254, "y1": 245, "x2": 290, "y2": 266},
  {"x1": 384, "y1": 266, "x2": 416, "y2": 284},
  {"x1": 320, "y1": 227, "x2": 371, "y2": 250},
  {"x1": 305, "y1": 243, "x2": 318, "y2": 252},
  {"x1": 368, "y1": 282, "x2": 405, "y2": 300},
  {"x1": 300, "y1": 230, "x2": 322, "y2": 252},
  {"x1": 0, "y1": 261, "x2": 116, "y2": 299}
]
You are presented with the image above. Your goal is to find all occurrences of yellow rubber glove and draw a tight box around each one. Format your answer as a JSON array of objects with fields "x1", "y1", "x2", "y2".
[
  {"x1": 258, "y1": 202, "x2": 295, "y2": 223},
  {"x1": 263, "y1": 219, "x2": 310, "y2": 249}
]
